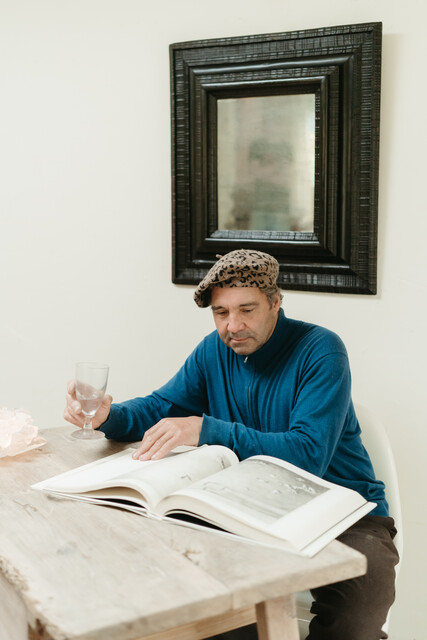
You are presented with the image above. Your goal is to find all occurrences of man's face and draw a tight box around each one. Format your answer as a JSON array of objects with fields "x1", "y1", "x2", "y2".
[{"x1": 210, "y1": 287, "x2": 281, "y2": 355}]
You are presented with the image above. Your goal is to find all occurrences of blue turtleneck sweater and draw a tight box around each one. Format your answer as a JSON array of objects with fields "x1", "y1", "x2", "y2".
[{"x1": 101, "y1": 309, "x2": 388, "y2": 516}]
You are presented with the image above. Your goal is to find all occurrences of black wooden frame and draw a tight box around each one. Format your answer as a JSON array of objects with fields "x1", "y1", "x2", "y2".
[{"x1": 170, "y1": 22, "x2": 382, "y2": 294}]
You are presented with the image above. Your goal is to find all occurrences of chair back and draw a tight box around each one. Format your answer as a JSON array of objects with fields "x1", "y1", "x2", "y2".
[
  {"x1": 295, "y1": 403, "x2": 403, "y2": 638},
  {"x1": 355, "y1": 403, "x2": 403, "y2": 565}
]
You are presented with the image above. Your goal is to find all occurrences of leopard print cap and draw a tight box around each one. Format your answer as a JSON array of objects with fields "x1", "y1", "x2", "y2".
[{"x1": 194, "y1": 249, "x2": 279, "y2": 308}]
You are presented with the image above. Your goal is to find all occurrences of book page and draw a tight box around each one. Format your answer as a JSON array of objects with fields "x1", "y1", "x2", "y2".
[
  {"x1": 32, "y1": 445, "x2": 238, "y2": 511},
  {"x1": 159, "y1": 455, "x2": 371, "y2": 552}
]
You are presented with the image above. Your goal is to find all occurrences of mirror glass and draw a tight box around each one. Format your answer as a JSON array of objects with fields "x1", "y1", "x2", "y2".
[{"x1": 217, "y1": 93, "x2": 315, "y2": 232}]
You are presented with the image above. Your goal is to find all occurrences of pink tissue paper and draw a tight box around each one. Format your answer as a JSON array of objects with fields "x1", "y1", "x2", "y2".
[{"x1": 0, "y1": 408, "x2": 46, "y2": 458}]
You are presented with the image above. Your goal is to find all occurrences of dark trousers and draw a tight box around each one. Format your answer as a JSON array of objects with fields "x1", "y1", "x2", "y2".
[{"x1": 208, "y1": 516, "x2": 399, "y2": 640}]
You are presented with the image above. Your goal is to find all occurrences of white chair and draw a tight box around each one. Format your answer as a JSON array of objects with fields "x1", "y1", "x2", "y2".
[{"x1": 295, "y1": 403, "x2": 403, "y2": 638}]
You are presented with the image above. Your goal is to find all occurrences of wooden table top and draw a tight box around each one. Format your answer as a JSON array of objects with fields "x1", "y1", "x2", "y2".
[{"x1": 0, "y1": 428, "x2": 366, "y2": 640}]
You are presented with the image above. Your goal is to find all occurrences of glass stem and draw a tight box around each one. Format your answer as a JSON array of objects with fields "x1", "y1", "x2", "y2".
[{"x1": 83, "y1": 416, "x2": 93, "y2": 433}]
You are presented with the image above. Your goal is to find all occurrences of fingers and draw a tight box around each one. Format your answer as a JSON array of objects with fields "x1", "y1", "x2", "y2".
[
  {"x1": 63, "y1": 398, "x2": 83, "y2": 425},
  {"x1": 63, "y1": 404, "x2": 83, "y2": 427},
  {"x1": 91, "y1": 394, "x2": 113, "y2": 429},
  {"x1": 133, "y1": 422, "x2": 175, "y2": 461},
  {"x1": 132, "y1": 417, "x2": 202, "y2": 461},
  {"x1": 147, "y1": 439, "x2": 177, "y2": 460},
  {"x1": 64, "y1": 378, "x2": 83, "y2": 426},
  {"x1": 101, "y1": 394, "x2": 113, "y2": 408},
  {"x1": 67, "y1": 379, "x2": 76, "y2": 395}
]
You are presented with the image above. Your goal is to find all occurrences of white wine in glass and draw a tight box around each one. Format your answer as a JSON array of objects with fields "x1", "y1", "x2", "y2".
[{"x1": 71, "y1": 362, "x2": 109, "y2": 440}]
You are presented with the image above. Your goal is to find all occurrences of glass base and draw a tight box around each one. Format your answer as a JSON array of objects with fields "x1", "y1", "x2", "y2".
[{"x1": 71, "y1": 428, "x2": 105, "y2": 440}]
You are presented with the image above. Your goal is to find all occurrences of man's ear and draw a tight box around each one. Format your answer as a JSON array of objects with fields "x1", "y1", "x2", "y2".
[{"x1": 273, "y1": 293, "x2": 281, "y2": 312}]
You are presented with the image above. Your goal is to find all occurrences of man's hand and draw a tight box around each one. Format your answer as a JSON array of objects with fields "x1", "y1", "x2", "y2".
[
  {"x1": 132, "y1": 416, "x2": 203, "y2": 461},
  {"x1": 64, "y1": 380, "x2": 113, "y2": 430}
]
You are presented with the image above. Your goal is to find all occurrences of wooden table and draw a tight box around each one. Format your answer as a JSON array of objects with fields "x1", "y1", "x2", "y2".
[{"x1": 0, "y1": 428, "x2": 366, "y2": 640}]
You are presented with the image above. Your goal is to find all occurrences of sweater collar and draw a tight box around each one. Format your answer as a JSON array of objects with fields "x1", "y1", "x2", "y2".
[{"x1": 240, "y1": 307, "x2": 290, "y2": 367}]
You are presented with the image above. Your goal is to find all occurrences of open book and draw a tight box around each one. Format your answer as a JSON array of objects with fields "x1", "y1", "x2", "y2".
[{"x1": 32, "y1": 445, "x2": 375, "y2": 556}]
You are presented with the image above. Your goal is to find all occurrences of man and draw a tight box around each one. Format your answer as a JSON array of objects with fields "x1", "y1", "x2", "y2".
[{"x1": 64, "y1": 249, "x2": 399, "y2": 640}]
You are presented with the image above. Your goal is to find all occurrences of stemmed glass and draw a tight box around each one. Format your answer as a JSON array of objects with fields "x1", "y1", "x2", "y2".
[{"x1": 71, "y1": 362, "x2": 109, "y2": 440}]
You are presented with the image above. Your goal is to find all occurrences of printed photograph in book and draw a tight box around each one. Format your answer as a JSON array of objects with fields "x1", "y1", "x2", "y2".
[{"x1": 193, "y1": 458, "x2": 329, "y2": 524}]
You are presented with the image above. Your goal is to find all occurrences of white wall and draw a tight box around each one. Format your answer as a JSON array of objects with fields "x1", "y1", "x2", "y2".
[{"x1": 1, "y1": 1, "x2": 426, "y2": 637}]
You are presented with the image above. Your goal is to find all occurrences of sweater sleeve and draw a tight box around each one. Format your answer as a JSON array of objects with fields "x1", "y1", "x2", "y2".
[
  {"x1": 100, "y1": 344, "x2": 208, "y2": 441},
  {"x1": 199, "y1": 351, "x2": 352, "y2": 477}
]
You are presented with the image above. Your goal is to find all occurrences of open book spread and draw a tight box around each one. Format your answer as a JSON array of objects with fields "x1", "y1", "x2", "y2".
[{"x1": 32, "y1": 445, "x2": 375, "y2": 556}]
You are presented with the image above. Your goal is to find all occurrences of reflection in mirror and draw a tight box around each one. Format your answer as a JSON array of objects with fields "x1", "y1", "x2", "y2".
[{"x1": 217, "y1": 94, "x2": 315, "y2": 233}]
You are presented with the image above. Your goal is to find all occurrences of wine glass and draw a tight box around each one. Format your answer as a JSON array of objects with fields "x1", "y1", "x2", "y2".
[{"x1": 71, "y1": 362, "x2": 109, "y2": 440}]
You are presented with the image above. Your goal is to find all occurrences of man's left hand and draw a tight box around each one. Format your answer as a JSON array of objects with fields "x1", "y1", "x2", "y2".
[{"x1": 132, "y1": 416, "x2": 203, "y2": 461}]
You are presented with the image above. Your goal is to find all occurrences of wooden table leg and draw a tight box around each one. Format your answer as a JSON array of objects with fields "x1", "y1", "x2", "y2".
[
  {"x1": 0, "y1": 572, "x2": 29, "y2": 640},
  {"x1": 256, "y1": 594, "x2": 299, "y2": 640}
]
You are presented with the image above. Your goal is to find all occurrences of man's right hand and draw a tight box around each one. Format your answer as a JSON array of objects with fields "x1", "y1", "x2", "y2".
[{"x1": 64, "y1": 380, "x2": 113, "y2": 430}]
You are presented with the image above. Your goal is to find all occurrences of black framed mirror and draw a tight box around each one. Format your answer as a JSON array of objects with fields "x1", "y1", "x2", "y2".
[{"x1": 170, "y1": 22, "x2": 382, "y2": 294}]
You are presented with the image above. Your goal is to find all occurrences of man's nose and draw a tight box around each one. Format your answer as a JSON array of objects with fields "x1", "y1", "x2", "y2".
[{"x1": 227, "y1": 314, "x2": 245, "y2": 333}]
